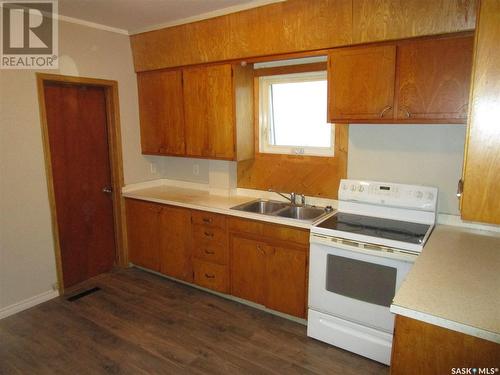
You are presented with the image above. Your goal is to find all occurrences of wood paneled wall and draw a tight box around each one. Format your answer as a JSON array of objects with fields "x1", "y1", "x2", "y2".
[
  {"x1": 130, "y1": 0, "x2": 477, "y2": 72},
  {"x1": 237, "y1": 124, "x2": 348, "y2": 199}
]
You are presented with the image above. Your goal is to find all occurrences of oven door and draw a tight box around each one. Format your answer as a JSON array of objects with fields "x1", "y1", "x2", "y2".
[{"x1": 308, "y1": 235, "x2": 416, "y2": 333}]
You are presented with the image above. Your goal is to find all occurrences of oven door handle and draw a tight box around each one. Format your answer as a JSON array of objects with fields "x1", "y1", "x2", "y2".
[{"x1": 310, "y1": 234, "x2": 418, "y2": 262}]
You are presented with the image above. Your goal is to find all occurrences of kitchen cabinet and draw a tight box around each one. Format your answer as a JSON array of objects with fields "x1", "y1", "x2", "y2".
[
  {"x1": 126, "y1": 199, "x2": 192, "y2": 279},
  {"x1": 229, "y1": 217, "x2": 309, "y2": 318},
  {"x1": 230, "y1": 236, "x2": 268, "y2": 304},
  {"x1": 136, "y1": 63, "x2": 253, "y2": 161},
  {"x1": 328, "y1": 34, "x2": 473, "y2": 123},
  {"x1": 391, "y1": 315, "x2": 500, "y2": 375},
  {"x1": 137, "y1": 70, "x2": 185, "y2": 155},
  {"x1": 125, "y1": 199, "x2": 161, "y2": 271},
  {"x1": 460, "y1": 0, "x2": 500, "y2": 225},
  {"x1": 159, "y1": 205, "x2": 192, "y2": 282},
  {"x1": 395, "y1": 36, "x2": 473, "y2": 121},
  {"x1": 191, "y1": 210, "x2": 230, "y2": 293},
  {"x1": 126, "y1": 201, "x2": 309, "y2": 318},
  {"x1": 265, "y1": 245, "x2": 307, "y2": 317},
  {"x1": 328, "y1": 45, "x2": 396, "y2": 121}
]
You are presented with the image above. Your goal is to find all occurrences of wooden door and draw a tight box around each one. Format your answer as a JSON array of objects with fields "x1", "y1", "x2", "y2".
[
  {"x1": 44, "y1": 83, "x2": 116, "y2": 288},
  {"x1": 125, "y1": 199, "x2": 161, "y2": 271},
  {"x1": 137, "y1": 70, "x2": 185, "y2": 155},
  {"x1": 159, "y1": 206, "x2": 192, "y2": 282},
  {"x1": 230, "y1": 236, "x2": 267, "y2": 305},
  {"x1": 328, "y1": 45, "x2": 396, "y2": 121},
  {"x1": 183, "y1": 66, "x2": 210, "y2": 157},
  {"x1": 461, "y1": 0, "x2": 500, "y2": 224},
  {"x1": 266, "y1": 245, "x2": 307, "y2": 318},
  {"x1": 206, "y1": 64, "x2": 235, "y2": 159},
  {"x1": 395, "y1": 36, "x2": 473, "y2": 122}
]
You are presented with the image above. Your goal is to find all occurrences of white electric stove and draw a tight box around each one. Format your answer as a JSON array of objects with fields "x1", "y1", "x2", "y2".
[{"x1": 307, "y1": 179, "x2": 438, "y2": 365}]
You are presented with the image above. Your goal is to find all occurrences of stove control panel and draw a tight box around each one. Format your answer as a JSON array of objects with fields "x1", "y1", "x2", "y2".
[{"x1": 339, "y1": 179, "x2": 438, "y2": 211}]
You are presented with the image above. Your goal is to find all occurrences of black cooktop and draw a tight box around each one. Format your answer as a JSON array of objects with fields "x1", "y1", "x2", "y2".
[{"x1": 317, "y1": 212, "x2": 431, "y2": 245}]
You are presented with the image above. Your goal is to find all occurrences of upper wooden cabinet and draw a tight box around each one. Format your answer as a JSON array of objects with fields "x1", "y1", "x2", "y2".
[
  {"x1": 328, "y1": 45, "x2": 396, "y2": 121},
  {"x1": 328, "y1": 34, "x2": 474, "y2": 123},
  {"x1": 183, "y1": 64, "x2": 235, "y2": 159},
  {"x1": 137, "y1": 63, "x2": 253, "y2": 161},
  {"x1": 137, "y1": 70, "x2": 185, "y2": 155},
  {"x1": 460, "y1": 0, "x2": 500, "y2": 225},
  {"x1": 395, "y1": 36, "x2": 473, "y2": 121}
]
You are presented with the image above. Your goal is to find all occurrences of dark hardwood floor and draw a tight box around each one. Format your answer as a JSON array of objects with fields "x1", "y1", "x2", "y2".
[{"x1": 0, "y1": 268, "x2": 389, "y2": 374}]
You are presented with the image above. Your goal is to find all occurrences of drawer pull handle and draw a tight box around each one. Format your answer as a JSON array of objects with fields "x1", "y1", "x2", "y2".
[
  {"x1": 204, "y1": 249, "x2": 215, "y2": 255},
  {"x1": 205, "y1": 273, "x2": 215, "y2": 279},
  {"x1": 204, "y1": 231, "x2": 214, "y2": 237},
  {"x1": 202, "y1": 218, "x2": 213, "y2": 223}
]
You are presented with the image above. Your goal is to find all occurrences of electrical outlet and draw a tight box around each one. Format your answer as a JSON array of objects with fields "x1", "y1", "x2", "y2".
[
  {"x1": 193, "y1": 164, "x2": 200, "y2": 176},
  {"x1": 150, "y1": 162, "x2": 157, "y2": 174}
]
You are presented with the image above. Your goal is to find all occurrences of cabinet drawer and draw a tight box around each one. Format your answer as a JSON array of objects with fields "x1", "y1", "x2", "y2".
[
  {"x1": 193, "y1": 260, "x2": 229, "y2": 293},
  {"x1": 228, "y1": 217, "x2": 309, "y2": 246},
  {"x1": 191, "y1": 210, "x2": 226, "y2": 229},
  {"x1": 193, "y1": 240, "x2": 228, "y2": 265},
  {"x1": 193, "y1": 224, "x2": 227, "y2": 244}
]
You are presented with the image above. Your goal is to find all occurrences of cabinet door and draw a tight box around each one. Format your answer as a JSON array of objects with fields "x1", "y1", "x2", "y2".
[
  {"x1": 137, "y1": 70, "x2": 185, "y2": 155},
  {"x1": 230, "y1": 236, "x2": 267, "y2": 305},
  {"x1": 395, "y1": 36, "x2": 473, "y2": 122},
  {"x1": 159, "y1": 206, "x2": 192, "y2": 282},
  {"x1": 183, "y1": 64, "x2": 235, "y2": 159},
  {"x1": 328, "y1": 45, "x2": 396, "y2": 121},
  {"x1": 207, "y1": 64, "x2": 235, "y2": 159},
  {"x1": 126, "y1": 199, "x2": 161, "y2": 271},
  {"x1": 461, "y1": 0, "x2": 500, "y2": 224},
  {"x1": 266, "y1": 245, "x2": 307, "y2": 318},
  {"x1": 183, "y1": 66, "x2": 210, "y2": 157}
]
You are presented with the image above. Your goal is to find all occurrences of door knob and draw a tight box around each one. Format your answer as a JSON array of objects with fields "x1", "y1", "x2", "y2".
[{"x1": 102, "y1": 186, "x2": 113, "y2": 194}]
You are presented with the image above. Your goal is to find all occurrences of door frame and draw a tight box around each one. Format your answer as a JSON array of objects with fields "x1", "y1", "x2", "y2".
[{"x1": 36, "y1": 73, "x2": 127, "y2": 294}]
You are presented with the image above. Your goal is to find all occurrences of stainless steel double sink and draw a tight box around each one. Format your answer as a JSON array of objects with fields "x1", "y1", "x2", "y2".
[{"x1": 230, "y1": 199, "x2": 331, "y2": 223}]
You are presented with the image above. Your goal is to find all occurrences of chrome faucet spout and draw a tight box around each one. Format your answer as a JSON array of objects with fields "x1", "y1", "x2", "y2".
[{"x1": 268, "y1": 189, "x2": 297, "y2": 205}]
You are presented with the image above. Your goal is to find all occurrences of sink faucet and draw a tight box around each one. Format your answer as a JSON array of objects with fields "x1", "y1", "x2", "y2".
[{"x1": 268, "y1": 189, "x2": 297, "y2": 205}]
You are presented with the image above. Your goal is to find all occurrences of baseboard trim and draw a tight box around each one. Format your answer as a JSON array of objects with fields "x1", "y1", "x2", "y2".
[{"x1": 0, "y1": 290, "x2": 60, "y2": 320}]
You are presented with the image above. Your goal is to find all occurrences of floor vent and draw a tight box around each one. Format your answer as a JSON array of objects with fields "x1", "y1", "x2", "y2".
[{"x1": 67, "y1": 287, "x2": 101, "y2": 302}]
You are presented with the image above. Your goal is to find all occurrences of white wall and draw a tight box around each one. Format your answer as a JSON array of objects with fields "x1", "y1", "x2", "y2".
[
  {"x1": 348, "y1": 124, "x2": 467, "y2": 215},
  {"x1": 0, "y1": 21, "x2": 162, "y2": 310}
]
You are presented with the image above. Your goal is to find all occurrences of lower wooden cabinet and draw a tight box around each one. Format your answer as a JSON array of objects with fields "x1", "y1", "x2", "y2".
[
  {"x1": 230, "y1": 236, "x2": 268, "y2": 305},
  {"x1": 126, "y1": 199, "x2": 309, "y2": 319},
  {"x1": 229, "y1": 217, "x2": 309, "y2": 318},
  {"x1": 193, "y1": 259, "x2": 229, "y2": 293},
  {"x1": 159, "y1": 206, "x2": 192, "y2": 282},
  {"x1": 126, "y1": 199, "x2": 192, "y2": 280},
  {"x1": 391, "y1": 315, "x2": 500, "y2": 375},
  {"x1": 126, "y1": 199, "x2": 162, "y2": 271}
]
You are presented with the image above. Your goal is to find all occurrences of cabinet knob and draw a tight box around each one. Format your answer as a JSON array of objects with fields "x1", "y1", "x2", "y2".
[
  {"x1": 202, "y1": 218, "x2": 213, "y2": 224},
  {"x1": 379, "y1": 105, "x2": 392, "y2": 118},
  {"x1": 204, "y1": 231, "x2": 214, "y2": 238},
  {"x1": 204, "y1": 273, "x2": 215, "y2": 279},
  {"x1": 204, "y1": 249, "x2": 215, "y2": 255}
]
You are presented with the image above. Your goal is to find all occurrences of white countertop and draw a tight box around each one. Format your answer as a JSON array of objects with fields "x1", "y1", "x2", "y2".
[
  {"x1": 391, "y1": 225, "x2": 500, "y2": 343},
  {"x1": 122, "y1": 179, "x2": 336, "y2": 229}
]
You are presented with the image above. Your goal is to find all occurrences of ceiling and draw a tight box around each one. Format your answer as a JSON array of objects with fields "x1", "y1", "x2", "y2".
[{"x1": 58, "y1": 0, "x2": 284, "y2": 35}]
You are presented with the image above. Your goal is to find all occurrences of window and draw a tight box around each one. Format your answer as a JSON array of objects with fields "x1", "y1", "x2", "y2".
[{"x1": 259, "y1": 70, "x2": 334, "y2": 157}]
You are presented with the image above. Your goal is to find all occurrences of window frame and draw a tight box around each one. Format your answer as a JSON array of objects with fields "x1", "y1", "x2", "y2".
[{"x1": 258, "y1": 70, "x2": 335, "y2": 157}]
